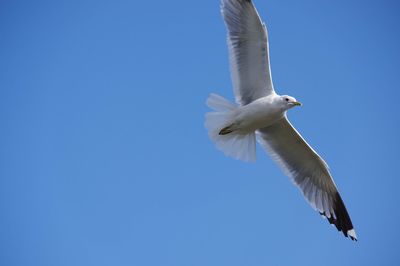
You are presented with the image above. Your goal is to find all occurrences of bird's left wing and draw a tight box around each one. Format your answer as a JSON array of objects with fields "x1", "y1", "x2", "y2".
[
  {"x1": 222, "y1": 0, "x2": 275, "y2": 105},
  {"x1": 257, "y1": 117, "x2": 357, "y2": 240}
]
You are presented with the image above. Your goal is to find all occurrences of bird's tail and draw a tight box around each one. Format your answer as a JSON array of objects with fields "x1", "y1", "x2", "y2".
[{"x1": 204, "y1": 93, "x2": 256, "y2": 162}]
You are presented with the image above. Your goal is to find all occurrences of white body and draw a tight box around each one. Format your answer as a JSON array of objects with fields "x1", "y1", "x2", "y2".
[{"x1": 232, "y1": 94, "x2": 284, "y2": 134}]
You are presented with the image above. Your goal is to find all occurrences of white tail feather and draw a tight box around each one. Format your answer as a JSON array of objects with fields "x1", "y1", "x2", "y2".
[
  {"x1": 207, "y1": 93, "x2": 236, "y2": 111},
  {"x1": 205, "y1": 93, "x2": 256, "y2": 162}
]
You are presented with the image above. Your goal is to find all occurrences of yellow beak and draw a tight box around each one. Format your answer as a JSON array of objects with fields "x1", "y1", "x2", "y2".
[{"x1": 293, "y1": 101, "x2": 302, "y2": 106}]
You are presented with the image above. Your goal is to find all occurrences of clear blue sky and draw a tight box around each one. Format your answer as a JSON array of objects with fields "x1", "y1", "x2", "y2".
[{"x1": 1, "y1": 0, "x2": 399, "y2": 265}]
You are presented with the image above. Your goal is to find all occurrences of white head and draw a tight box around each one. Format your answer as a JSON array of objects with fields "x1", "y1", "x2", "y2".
[{"x1": 280, "y1": 95, "x2": 302, "y2": 110}]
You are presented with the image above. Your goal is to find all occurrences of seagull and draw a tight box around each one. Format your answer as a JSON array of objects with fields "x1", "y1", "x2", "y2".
[{"x1": 205, "y1": 0, "x2": 357, "y2": 241}]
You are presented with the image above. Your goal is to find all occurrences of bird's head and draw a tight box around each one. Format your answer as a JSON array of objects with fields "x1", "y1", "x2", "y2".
[{"x1": 280, "y1": 95, "x2": 302, "y2": 110}]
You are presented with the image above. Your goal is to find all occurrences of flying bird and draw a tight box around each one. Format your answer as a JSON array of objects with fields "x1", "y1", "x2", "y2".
[{"x1": 205, "y1": 0, "x2": 357, "y2": 240}]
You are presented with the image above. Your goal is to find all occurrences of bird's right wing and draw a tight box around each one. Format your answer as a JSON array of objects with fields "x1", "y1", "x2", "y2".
[
  {"x1": 257, "y1": 117, "x2": 357, "y2": 240},
  {"x1": 222, "y1": 0, "x2": 275, "y2": 105}
]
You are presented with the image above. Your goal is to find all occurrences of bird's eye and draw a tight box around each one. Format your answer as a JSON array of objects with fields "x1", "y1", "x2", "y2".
[{"x1": 285, "y1": 98, "x2": 289, "y2": 102}]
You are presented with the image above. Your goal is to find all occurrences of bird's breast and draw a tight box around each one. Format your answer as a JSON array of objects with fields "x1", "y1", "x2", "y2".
[{"x1": 235, "y1": 99, "x2": 284, "y2": 133}]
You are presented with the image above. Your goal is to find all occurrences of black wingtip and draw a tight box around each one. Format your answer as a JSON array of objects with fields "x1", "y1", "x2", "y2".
[{"x1": 320, "y1": 192, "x2": 357, "y2": 241}]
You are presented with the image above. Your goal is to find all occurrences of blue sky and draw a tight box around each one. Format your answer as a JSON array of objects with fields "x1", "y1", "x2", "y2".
[{"x1": 1, "y1": 0, "x2": 400, "y2": 265}]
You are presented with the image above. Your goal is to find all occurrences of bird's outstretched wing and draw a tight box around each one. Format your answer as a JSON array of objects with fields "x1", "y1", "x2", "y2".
[
  {"x1": 222, "y1": 0, "x2": 275, "y2": 105},
  {"x1": 257, "y1": 118, "x2": 357, "y2": 240}
]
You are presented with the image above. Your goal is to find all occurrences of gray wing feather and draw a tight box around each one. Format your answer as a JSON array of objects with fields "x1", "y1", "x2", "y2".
[
  {"x1": 257, "y1": 118, "x2": 357, "y2": 240},
  {"x1": 222, "y1": 0, "x2": 274, "y2": 105}
]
